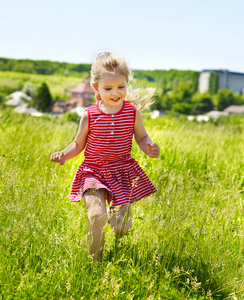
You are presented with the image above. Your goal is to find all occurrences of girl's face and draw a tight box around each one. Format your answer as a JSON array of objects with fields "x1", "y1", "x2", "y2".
[{"x1": 94, "y1": 73, "x2": 127, "y2": 110}]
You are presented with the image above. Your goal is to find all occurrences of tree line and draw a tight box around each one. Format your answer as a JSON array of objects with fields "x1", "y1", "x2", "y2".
[
  {"x1": 151, "y1": 80, "x2": 244, "y2": 114},
  {"x1": 0, "y1": 58, "x2": 91, "y2": 76},
  {"x1": 1, "y1": 58, "x2": 244, "y2": 114},
  {"x1": 14, "y1": 76, "x2": 244, "y2": 114},
  {"x1": 0, "y1": 58, "x2": 199, "y2": 87}
]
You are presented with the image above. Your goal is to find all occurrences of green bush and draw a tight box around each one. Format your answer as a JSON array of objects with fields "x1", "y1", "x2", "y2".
[{"x1": 63, "y1": 111, "x2": 81, "y2": 123}]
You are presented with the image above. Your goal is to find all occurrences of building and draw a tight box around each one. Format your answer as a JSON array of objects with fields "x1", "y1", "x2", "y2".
[
  {"x1": 223, "y1": 105, "x2": 244, "y2": 114},
  {"x1": 205, "y1": 110, "x2": 229, "y2": 119},
  {"x1": 5, "y1": 91, "x2": 32, "y2": 106},
  {"x1": 52, "y1": 100, "x2": 68, "y2": 114},
  {"x1": 68, "y1": 76, "x2": 95, "y2": 107},
  {"x1": 198, "y1": 69, "x2": 244, "y2": 94}
]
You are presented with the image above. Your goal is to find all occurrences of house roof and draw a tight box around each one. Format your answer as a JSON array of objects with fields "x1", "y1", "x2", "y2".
[
  {"x1": 6, "y1": 98, "x2": 25, "y2": 106},
  {"x1": 71, "y1": 76, "x2": 95, "y2": 94},
  {"x1": 202, "y1": 69, "x2": 244, "y2": 77},
  {"x1": 7, "y1": 91, "x2": 32, "y2": 101},
  {"x1": 223, "y1": 105, "x2": 244, "y2": 114},
  {"x1": 15, "y1": 103, "x2": 42, "y2": 116},
  {"x1": 5, "y1": 91, "x2": 32, "y2": 106},
  {"x1": 205, "y1": 110, "x2": 229, "y2": 119}
]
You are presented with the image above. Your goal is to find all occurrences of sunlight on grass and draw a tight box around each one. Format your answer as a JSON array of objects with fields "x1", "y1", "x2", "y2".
[{"x1": 0, "y1": 108, "x2": 243, "y2": 299}]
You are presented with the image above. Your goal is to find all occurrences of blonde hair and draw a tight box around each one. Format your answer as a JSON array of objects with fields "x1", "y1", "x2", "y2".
[{"x1": 90, "y1": 52, "x2": 155, "y2": 111}]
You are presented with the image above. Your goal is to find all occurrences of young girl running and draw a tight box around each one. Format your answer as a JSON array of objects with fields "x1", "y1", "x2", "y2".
[{"x1": 50, "y1": 51, "x2": 160, "y2": 262}]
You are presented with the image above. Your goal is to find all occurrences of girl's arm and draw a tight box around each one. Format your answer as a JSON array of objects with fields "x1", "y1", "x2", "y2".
[
  {"x1": 50, "y1": 111, "x2": 89, "y2": 165},
  {"x1": 134, "y1": 109, "x2": 159, "y2": 158}
]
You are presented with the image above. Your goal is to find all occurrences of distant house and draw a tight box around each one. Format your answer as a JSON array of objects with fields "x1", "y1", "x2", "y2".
[
  {"x1": 5, "y1": 91, "x2": 32, "y2": 106},
  {"x1": 205, "y1": 110, "x2": 229, "y2": 119},
  {"x1": 223, "y1": 105, "x2": 244, "y2": 114},
  {"x1": 68, "y1": 76, "x2": 95, "y2": 107},
  {"x1": 15, "y1": 103, "x2": 43, "y2": 117},
  {"x1": 198, "y1": 69, "x2": 244, "y2": 94},
  {"x1": 52, "y1": 100, "x2": 68, "y2": 114}
]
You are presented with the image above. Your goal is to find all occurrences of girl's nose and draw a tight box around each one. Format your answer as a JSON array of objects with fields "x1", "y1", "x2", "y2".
[{"x1": 112, "y1": 89, "x2": 118, "y2": 95}]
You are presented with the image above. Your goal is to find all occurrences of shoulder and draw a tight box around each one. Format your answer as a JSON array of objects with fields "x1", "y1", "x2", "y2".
[
  {"x1": 134, "y1": 108, "x2": 148, "y2": 141},
  {"x1": 75, "y1": 111, "x2": 89, "y2": 140},
  {"x1": 82, "y1": 110, "x2": 88, "y2": 120},
  {"x1": 135, "y1": 108, "x2": 143, "y2": 123},
  {"x1": 80, "y1": 111, "x2": 88, "y2": 127},
  {"x1": 134, "y1": 108, "x2": 147, "y2": 133}
]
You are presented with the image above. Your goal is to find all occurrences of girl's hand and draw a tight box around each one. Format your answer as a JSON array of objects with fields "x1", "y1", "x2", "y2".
[
  {"x1": 50, "y1": 151, "x2": 65, "y2": 165},
  {"x1": 146, "y1": 143, "x2": 160, "y2": 158}
]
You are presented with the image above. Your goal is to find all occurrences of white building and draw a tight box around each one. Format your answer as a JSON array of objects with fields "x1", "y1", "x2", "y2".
[
  {"x1": 5, "y1": 91, "x2": 32, "y2": 106},
  {"x1": 198, "y1": 69, "x2": 244, "y2": 94}
]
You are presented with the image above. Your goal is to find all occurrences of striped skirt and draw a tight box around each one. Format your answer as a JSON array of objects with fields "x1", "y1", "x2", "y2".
[{"x1": 69, "y1": 159, "x2": 157, "y2": 207}]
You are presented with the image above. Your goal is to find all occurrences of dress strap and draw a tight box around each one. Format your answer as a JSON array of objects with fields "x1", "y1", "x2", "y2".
[
  {"x1": 85, "y1": 107, "x2": 90, "y2": 129},
  {"x1": 132, "y1": 104, "x2": 136, "y2": 124},
  {"x1": 85, "y1": 103, "x2": 99, "y2": 129}
]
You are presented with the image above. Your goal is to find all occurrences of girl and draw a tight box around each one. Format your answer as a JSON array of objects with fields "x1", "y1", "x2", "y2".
[{"x1": 50, "y1": 51, "x2": 160, "y2": 262}]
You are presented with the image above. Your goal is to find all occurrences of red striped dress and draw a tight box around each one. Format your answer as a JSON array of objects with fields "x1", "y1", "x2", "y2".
[{"x1": 69, "y1": 100, "x2": 157, "y2": 207}]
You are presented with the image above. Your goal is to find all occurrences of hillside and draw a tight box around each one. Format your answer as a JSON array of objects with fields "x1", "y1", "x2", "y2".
[
  {"x1": 0, "y1": 58, "x2": 199, "y2": 101},
  {"x1": 0, "y1": 57, "x2": 91, "y2": 76}
]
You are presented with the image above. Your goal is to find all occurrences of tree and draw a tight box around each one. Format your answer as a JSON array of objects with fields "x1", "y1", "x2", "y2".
[
  {"x1": 192, "y1": 71, "x2": 199, "y2": 93},
  {"x1": 169, "y1": 81, "x2": 194, "y2": 114},
  {"x1": 233, "y1": 92, "x2": 244, "y2": 105},
  {"x1": 34, "y1": 82, "x2": 52, "y2": 112},
  {"x1": 215, "y1": 88, "x2": 235, "y2": 111},
  {"x1": 151, "y1": 94, "x2": 162, "y2": 111},
  {"x1": 151, "y1": 86, "x2": 171, "y2": 111},
  {"x1": 22, "y1": 82, "x2": 36, "y2": 98},
  {"x1": 192, "y1": 92, "x2": 214, "y2": 114},
  {"x1": 171, "y1": 102, "x2": 192, "y2": 115},
  {"x1": 208, "y1": 72, "x2": 219, "y2": 95},
  {"x1": 170, "y1": 81, "x2": 193, "y2": 104},
  {"x1": 161, "y1": 93, "x2": 172, "y2": 111}
]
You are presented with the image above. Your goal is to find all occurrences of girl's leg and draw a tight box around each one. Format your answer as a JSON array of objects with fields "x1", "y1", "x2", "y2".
[
  {"x1": 83, "y1": 188, "x2": 107, "y2": 262},
  {"x1": 110, "y1": 204, "x2": 132, "y2": 237}
]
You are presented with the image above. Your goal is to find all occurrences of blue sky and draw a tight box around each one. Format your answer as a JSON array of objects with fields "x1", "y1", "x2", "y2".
[{"x1": 0, "y1": 0, "x2": 244, "y2": 72}]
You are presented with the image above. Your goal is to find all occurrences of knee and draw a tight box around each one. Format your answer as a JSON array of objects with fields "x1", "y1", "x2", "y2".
[
  {"x1": 88, "y1": 211, "x2": 107, "y2": 229},
  {"x1": 113, "y1": 222, "x2": 132, "y2": 237}
]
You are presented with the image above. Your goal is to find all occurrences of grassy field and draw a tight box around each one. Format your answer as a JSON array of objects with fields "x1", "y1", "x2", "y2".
[
  {"x1": 0, "y1": 71, "x2": 157, "y2": 102},
  {"x1": 0, "y1": 71, "x2": 85, "y2": 100},
  {"x1": 0, "y1": 108, "x2": 244, "y2": 299}
]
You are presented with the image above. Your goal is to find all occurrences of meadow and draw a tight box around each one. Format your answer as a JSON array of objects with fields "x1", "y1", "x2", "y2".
[
  {"x1": 0, "y1": 108, "x2": 244, "y2": 299},
  {"x1": 0, "y1": 70, "x2": 157, "y2": 102},
  {"x1": 0, "y1": 71, "x2": 84, "y2": 100}
]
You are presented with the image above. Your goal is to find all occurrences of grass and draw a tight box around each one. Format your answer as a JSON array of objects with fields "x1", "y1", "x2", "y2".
[
  {"x1": 0, "y1": 70, "x2": 157, "y2": 102},
  {"x1": 0, "y1": 108, "x2": 244, "y2": 299},
  {"x1": 0, "y1": 71, "x2": 85, "y2": 100}
]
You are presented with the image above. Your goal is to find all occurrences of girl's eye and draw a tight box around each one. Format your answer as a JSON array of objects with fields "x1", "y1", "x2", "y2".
[{"x1": 104, "y1": 86, "x2": 125, "y2": 91}]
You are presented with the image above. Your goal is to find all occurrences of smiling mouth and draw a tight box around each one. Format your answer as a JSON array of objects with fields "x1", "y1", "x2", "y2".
[{"x1": 111, "y1": 98, "x2": 120, "y2": 102}]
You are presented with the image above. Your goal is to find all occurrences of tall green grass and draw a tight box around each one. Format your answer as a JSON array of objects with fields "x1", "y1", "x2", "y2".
[{"x1": 0, "y1": 108, "x2": 243, "y2": 299}]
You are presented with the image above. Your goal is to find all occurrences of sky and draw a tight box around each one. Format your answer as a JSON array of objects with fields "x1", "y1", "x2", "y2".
[{"x1": 0, "y1": 0, "x2": 244, "y2": 72}]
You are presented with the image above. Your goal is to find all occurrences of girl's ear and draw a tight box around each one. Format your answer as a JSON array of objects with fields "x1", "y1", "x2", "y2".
[
  {"x1": 93, "y1": 84, "x2": 98, "y2": 92},
  {"x1": 95, "y1": 93, "x2": 101, "y2": 101}
]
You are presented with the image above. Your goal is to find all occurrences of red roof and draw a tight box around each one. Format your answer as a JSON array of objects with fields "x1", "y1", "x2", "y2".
[{"x1": 71, "y1": 76, "x2": 95, "y2": 94}]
